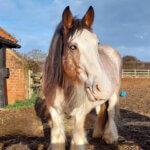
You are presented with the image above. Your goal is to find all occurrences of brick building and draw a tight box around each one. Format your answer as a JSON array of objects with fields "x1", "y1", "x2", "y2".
[
  {"x1": 6, "y1": 49, "x2": 29, "y2": 104},
  {"x1": 0, "y1": 27, "x2": 29, "y2": 104}
]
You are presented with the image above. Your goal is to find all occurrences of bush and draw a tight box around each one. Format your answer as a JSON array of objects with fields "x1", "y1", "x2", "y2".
[{"x1": 5, "y1": 96, "x2": 38, "y2": 109}]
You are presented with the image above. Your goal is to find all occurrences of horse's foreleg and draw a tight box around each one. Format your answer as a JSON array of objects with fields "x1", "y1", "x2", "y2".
[
  {"x1": 49, "y1": 106, "x2": 65, "y2": 150},
  {"x1": 71, "y1": 112, "x2": 87, "y2": 150},
  {"x1": 92, "y1": 103, "x2": 107, "y2": 138},
  {"x1": 102, "y1": 92, "x2": 119, "y2": 144}
]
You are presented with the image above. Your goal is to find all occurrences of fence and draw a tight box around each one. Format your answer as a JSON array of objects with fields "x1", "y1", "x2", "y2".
[
  {"x1": 28, "y1": 69, "x2": 150, "y2": 98},
  {"x1": 28, "y1": 70, "x2": 42, "y2": 98},
  {"x1": 122, "y1": 69, "x2": 150, "y2": 78}
]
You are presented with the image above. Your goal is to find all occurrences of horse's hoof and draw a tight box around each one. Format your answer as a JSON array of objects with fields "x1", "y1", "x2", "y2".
[
  {"x1": 102, "y1": 132, "x2": 118, "y2": 144},
  {"x1": 48, "y1": 144, "x2": 65, "y2": 150},
  {"x1": 70, "y1": 144, "x2": 86, "y2": 150},
  {"x1": 92, "y1": 126, "x2": 103, "y2": 138}
]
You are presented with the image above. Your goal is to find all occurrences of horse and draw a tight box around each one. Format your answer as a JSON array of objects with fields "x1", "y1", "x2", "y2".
[{"x1": 42, "y1": 6, "x2": 122, "y2": 150}]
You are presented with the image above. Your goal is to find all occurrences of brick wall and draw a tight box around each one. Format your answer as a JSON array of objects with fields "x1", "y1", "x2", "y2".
[{"x1": 6, "y1": 48, "x2": 29, "y2": 104}]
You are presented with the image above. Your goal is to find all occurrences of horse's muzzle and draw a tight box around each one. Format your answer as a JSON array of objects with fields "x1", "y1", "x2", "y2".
[{"x1": 86, "y1": 82, "x2": 105, "y2": 102}]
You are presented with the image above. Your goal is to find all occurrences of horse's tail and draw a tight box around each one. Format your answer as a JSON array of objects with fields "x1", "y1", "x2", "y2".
[{"x1": 114, "y1": 99, "x2": 120, "y2": 123}]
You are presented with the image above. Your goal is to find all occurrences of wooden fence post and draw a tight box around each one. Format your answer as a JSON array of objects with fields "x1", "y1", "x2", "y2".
[
  {"x1": 134, "y1": 69, "x2": 136, "y2": 77},
  {"x1": 28, "y1": 70, "x2": 33, "y2": 98},
  {"x1": 122, "y1": 69, "x2": 124, "y2": 78}
]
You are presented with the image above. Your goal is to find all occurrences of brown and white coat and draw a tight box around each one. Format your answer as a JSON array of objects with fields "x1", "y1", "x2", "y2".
[{"x1": 43, "y1": 6, "x2": 122, "y2": 150}]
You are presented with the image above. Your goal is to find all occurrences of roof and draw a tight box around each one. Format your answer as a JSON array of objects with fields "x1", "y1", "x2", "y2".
[
  {"x1": 0, "y1": 27, "x2": 18, "y2": 43},
  {"x1": 0, "y1": 27, "x2": 21, "y2": 48}
]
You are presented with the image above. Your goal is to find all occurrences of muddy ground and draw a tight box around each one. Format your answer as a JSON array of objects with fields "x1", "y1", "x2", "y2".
[{"x1": 0, "y1": 78, "x2": 150, "y2": 150}]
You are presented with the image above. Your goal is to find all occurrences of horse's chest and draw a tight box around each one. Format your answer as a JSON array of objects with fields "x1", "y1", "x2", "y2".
[{"x1": 62, "y1": 87, "x2": 92, "y2": 116}]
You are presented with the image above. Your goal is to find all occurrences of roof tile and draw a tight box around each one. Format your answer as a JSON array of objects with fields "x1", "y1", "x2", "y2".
[{"x1": 0, "y1": 27, "x2": 18, "y2": 43}]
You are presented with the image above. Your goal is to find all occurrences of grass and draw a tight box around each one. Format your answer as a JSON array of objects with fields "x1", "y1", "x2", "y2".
[{"x1": 5, "y1": 96, "x2": 38, "y2": 109}]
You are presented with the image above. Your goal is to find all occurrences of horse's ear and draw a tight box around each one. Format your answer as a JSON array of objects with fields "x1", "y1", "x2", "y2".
[
  {"x1": 62, "y1": 6, "x2": 73, "y2": 31},
  {"x1": 82, "y1": 6, "x2": 94, "y2": 28}
]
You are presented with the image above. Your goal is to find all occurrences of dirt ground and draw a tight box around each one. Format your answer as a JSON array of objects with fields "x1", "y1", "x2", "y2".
[{"x1": 0, "y1": 78, "x2": 150, "y2": 150}]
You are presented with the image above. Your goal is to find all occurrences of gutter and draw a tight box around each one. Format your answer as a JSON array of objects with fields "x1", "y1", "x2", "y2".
[{"x1": 0, "y1": 37, "x2": 21, "y2": 48}]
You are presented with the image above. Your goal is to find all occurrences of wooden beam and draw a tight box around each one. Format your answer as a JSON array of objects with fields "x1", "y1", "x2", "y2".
[{"x1": 0, "y1": 44, "x2": 9, "y2": 108}]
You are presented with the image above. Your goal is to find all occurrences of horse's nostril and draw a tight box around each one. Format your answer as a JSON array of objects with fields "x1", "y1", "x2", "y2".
[{"x1": 96, "y1": 84, "x2": 101, "y2": 92}]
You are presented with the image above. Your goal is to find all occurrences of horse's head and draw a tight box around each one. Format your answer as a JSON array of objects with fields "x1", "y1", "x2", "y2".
[{"x1": 62, "y1": 6, "x2": 102, "y2": 101}]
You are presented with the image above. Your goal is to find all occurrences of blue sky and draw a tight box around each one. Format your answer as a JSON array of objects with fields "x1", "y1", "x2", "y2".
[{"x1": 0, "y1": 0, "x2": 150, "y2": 61}]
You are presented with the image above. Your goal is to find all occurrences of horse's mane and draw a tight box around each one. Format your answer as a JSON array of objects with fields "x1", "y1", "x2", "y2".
[
  {"x1": 42, "y1": 22, "x2": 63, "y2": 97},
  {"x1": 42, "y1": 19, "x2": 91, "y2": 97}
]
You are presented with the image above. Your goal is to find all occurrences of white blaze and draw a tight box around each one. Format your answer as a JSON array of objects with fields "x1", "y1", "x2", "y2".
[{"x1": 70, "y1": 29, "x2": 101, "y2": 81}]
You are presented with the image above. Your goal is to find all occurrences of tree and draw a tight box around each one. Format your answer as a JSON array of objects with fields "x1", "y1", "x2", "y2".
[
  {"x1": 23, "y1": 49, "x2": 47, "y2": 72},
  {"x1": 122, "y1": 55, "x2": 140, "y2": 62},
  {"x1": 25, "y1": 49, "x2": 47, "y2": 62}
]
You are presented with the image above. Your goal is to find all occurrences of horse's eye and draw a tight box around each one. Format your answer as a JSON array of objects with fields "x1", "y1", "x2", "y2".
[{"x1": 69, "y1": 45, "x2": 77, "y2": 50}]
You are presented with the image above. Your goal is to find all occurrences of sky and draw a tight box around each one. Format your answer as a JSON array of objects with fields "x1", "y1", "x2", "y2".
[{"x1": 0, "y1": 0, "x2": 150, "y2": 61}]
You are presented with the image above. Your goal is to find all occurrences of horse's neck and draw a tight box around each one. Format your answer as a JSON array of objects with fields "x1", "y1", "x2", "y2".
[
  {"x1": 96, "y1": 45, "x2": 121, "y2": 98},
  {"x1": 98, "y1": 45, "x2": 120, "y2": 83}
]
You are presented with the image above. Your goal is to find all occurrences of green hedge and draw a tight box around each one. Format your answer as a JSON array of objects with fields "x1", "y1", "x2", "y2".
[{"x1": 5, "y1": 96, "x2": 38, "y2": 109}]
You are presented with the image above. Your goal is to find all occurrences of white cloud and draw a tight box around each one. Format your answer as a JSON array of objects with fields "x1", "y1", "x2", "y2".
[{"x1": 135, "y1": 32, "x2": 149, "y2": 39}]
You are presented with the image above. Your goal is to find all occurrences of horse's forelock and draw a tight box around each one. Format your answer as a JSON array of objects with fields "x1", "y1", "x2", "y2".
[{"x1": 64, "y1": 19, "x2": 91, "y2": 46}]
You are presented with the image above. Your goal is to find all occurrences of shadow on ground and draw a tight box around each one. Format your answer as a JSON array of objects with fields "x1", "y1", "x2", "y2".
[
  {"x1": 118, "y1": 109, "x2": 150, "y2": 150},
  {"x1": 0, "y1": 98, "x2": 150, "y2": 150}
]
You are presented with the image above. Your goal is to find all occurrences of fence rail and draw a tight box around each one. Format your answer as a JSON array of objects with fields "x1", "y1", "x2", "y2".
[{"x1": 122, "y1": 69, "x2": 150, "y2": 78}]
